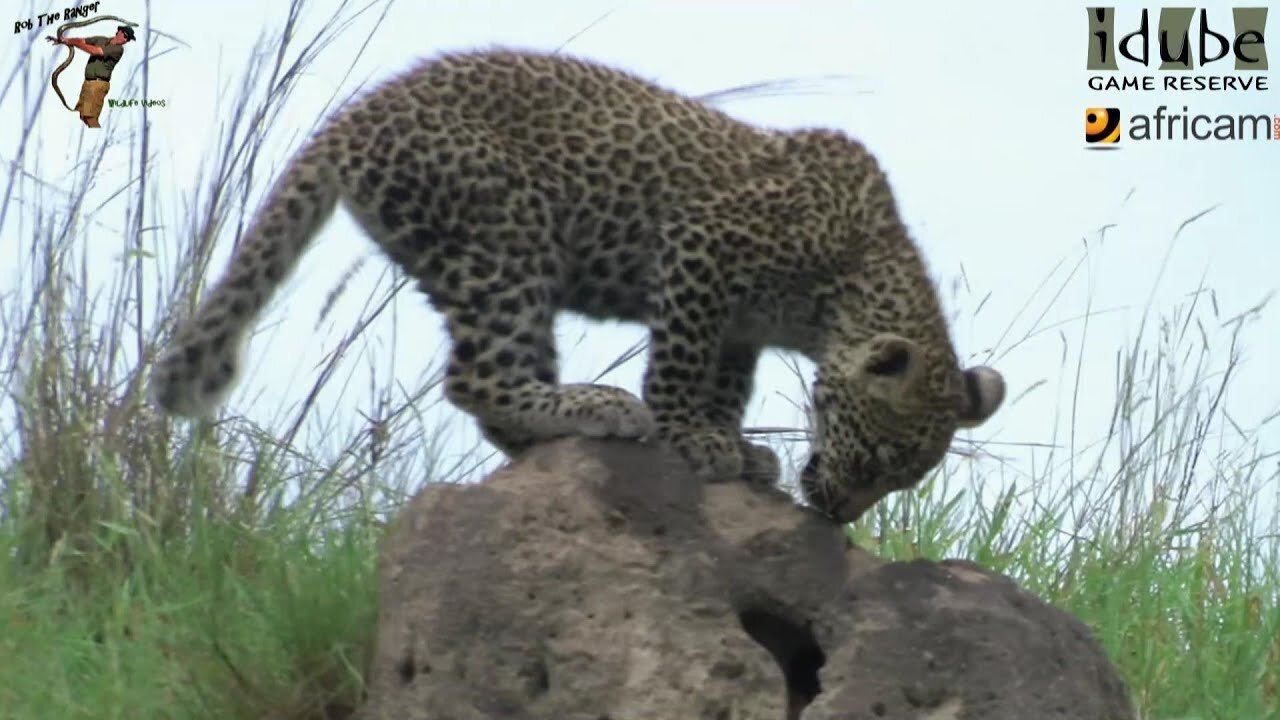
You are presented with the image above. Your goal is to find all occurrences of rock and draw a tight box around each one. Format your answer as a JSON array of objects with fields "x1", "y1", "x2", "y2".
[{"x1": 357, "y1": 437, "x2": 1134, "y2": 720}]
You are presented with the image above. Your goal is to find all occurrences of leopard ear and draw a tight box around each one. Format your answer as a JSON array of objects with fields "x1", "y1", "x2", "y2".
[
  {"x1": 957, "y1": 366, "x2": 1005, "y2": 428},
  {"x1": 860, "y1": 333, "x2": 918, "y2": 379},
  {"x1": 852, "y1": 333, "x2": 923, "y2": 407}
]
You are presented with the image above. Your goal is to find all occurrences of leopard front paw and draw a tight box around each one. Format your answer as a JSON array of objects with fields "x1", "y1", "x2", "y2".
[
  {"x1": 661, "y1": 425, "x2": 744, "y2": 482},
  {"x1": 739, "y1": 440, "x2": 781, "y2": 487}
]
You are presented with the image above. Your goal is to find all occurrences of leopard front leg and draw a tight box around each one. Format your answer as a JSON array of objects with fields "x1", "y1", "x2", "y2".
[
  {"x1": 707, "y1": 341, "x2": 781, "y2": 487},
  {"x1": 641, "y1": 229, "x2": 746, "y2": 482},
  {"x1": 644, "y1": 333, "x2": 743, "y2": 481}
]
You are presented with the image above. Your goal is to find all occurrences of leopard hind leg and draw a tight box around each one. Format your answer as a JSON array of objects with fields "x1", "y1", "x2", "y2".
[{"x1": 435, "y1": 273, "x2": 656, "y2": 456}]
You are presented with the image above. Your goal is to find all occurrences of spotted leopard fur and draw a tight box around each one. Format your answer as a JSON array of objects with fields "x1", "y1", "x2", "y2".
[{"x1": 150, "y1": 49, "x2": 1006, "y2": 523}]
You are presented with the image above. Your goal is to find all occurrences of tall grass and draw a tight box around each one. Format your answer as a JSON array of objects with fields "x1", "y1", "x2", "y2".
[
  {"x1": 1, "y1": 2, "x2": 418, "y2": 717},
  {"x1": 1, "y1": 3, "x2": 1276, "y2": 718}
]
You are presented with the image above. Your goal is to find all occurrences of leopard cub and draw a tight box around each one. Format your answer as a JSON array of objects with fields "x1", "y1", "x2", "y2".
[{"x1": 151, "y1": 49, "x2": 1005, "y2": 523}]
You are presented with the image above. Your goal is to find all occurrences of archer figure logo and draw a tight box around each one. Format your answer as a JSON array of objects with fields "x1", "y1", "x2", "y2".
[
  {"x1": 42, "y1": 12, "x2": 139, "y2": 128},
  {"x1": 1085, "y1": 107, "x2": 1122, "y2": 146}
]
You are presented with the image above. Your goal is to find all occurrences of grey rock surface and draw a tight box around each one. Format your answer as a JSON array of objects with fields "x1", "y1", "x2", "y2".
[{"x1": 357, "y1": 437, "x2": 1134, "y2": 720}]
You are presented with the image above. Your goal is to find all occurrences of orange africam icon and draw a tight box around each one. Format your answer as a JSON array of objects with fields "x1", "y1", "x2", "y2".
[{"x1": 1085, "y1": 108, "x2": 1121, "y2": 144}]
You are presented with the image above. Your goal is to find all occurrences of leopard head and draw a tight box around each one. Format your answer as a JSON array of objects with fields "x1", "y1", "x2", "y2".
[{"x1": 802, "y1": 332, "x2": 1005, "y2": 523}]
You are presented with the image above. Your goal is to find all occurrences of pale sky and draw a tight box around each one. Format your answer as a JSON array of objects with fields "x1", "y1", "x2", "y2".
[{"x1": 3, "y1": 1, "x2": 1277, "y2": 521}]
